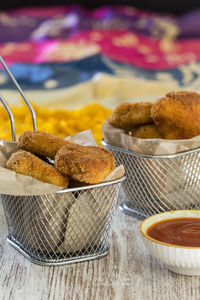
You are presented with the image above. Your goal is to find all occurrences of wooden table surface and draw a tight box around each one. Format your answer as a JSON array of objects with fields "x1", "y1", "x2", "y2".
[{"x1": 1, "y1": 200, "x2": 200, "y2": 300}]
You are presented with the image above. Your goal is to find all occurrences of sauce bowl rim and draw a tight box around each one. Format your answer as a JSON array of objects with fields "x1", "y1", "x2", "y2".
[{"x1": 140, "y1": 210, "x2": 200, "y2": 249}]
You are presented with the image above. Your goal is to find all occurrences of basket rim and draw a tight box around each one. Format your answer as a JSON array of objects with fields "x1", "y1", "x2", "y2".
[
  {"x1": 0, "y1": 175, "x2": 126, "y2": 197},
  {"x1": 102, "y1": 139, "x2": 200, "y2": 159}
]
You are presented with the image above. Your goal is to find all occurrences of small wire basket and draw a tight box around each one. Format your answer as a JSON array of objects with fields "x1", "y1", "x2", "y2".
[
  {"x1": 1, "y1": 178, "x2": 124, "y2": 266},
  {"x1": 0, "y1": 56, "x2": 125, "y2": 265},
  {"x1": 102, "y1": 140, "x2": 200, "y2": 219}
]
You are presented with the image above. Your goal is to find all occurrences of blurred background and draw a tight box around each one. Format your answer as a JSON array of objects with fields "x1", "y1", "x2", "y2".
[
  {"x1": 0, "y1": 0, "x2": 200, "y2": 143},
  {"x1": 1, "y1": 0, "x2": 200, "y2": 14}
]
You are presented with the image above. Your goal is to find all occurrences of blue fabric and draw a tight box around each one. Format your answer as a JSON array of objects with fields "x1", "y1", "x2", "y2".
[{"x1": 0, "y1": 54, "x2": 198, "y2": 90}]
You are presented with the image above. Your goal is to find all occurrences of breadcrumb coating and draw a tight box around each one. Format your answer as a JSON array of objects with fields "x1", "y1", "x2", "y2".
[
  {"x1": 18, "y1": 130, "x2": 72, "y2": 159},
  {"x1": 108, "y1": 102, "x2": 153, "y2": 130},
  {"x1": 151, "y1": 91, "x2": 200, "y2": 139},
  {"x1": 6, "y1": 150, "x2": 69, "y2": 187},
  {"x1": 55, "y1": 144, "x2": 115, "y2": 184}
]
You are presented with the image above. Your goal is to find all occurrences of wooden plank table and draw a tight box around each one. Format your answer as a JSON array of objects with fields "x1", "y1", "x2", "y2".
[{"x1": 1, "y1": 200, "x2": 200, "y2": 300}]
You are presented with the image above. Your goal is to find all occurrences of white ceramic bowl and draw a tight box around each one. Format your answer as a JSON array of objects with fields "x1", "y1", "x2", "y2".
[{"x1": 140, "y1": 210, "x2": 200, "y2": 275}]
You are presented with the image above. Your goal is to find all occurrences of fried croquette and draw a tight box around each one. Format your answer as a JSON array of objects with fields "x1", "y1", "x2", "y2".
[
  {"x1": 18, "y1": 130, "x2": 72, "y2": 159},
  {"x1": 55, "y1": 144, "x2": 115, "y2": 184},
  {"x1": 6, "y1": 150, "x2": 69, "y2": 187},
  {"x1": 151, "y1": 91, "x2": 200, "y2": 139},
  {"x1": 128, "y1": 124, "x2": 161, "y2": 139},
  {"x1": 107, "y1": 102, "x2": 153, "y2": 130}
]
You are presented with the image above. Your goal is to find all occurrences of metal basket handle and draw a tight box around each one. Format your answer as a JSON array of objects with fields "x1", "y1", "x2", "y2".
[
  {"x1": 0, "y1": 56, "x2": 37, "y2": 141},
  {"x1": 0, "y1": 95, "x2": 16, "y2": 141}
]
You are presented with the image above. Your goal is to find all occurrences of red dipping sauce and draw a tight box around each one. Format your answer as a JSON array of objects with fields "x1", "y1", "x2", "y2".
[{"x1": 147, "y1": 218, "x2": 200, "y2": 247}]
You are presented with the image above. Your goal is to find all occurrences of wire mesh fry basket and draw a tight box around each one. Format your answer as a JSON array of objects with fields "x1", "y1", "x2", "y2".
[
  {"x1": 1, "y1": 178, "x2": 124, "y2": 266},
  {"x1": 0, "y1": 56, "x2": 125, "y2": 265},
  {"x1": 102, "y1": 140, "x2": 200, "y2": 219}
]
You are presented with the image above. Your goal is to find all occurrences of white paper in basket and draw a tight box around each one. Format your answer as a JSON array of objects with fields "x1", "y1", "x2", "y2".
[{"x1": 0, "y1": 130, "x2": 124, "y2": 196}]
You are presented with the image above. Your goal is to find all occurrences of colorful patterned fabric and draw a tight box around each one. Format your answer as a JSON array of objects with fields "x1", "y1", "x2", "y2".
[{"x1": 1, "y1": 5, "x2": 200, "y2": 94}]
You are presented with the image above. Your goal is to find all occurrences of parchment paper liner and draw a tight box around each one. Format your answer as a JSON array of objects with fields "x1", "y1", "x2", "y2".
[
  {"x1": 102, "y1": 120, "x2": 200, "y2": 156},
  {"x1": 1, "y1": 130, "x2": 124, "y2": 253},
  {"x1": 58, "y1": 167, "x2": 124, "y2": 253},
  {"x1": 102, "y1": 120, "x2": 200, "y2": 212}
]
